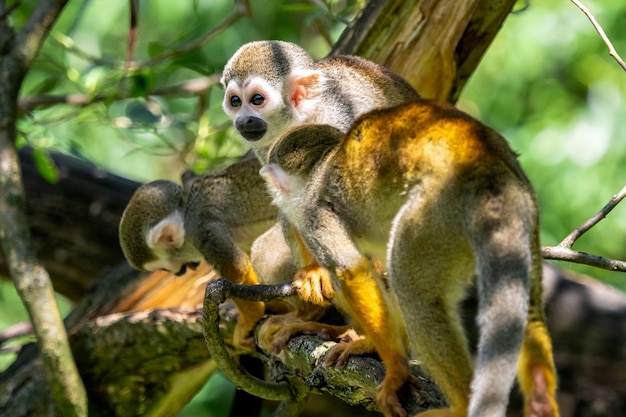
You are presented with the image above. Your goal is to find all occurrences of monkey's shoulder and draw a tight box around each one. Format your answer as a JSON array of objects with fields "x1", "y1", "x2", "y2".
[
  {"x1": 343, "y1": 101, "x2": 525, "y2": 177},
  {"x1": 267, "y1": 124, "x2": 343, "y2": 177},
  {"x1": 318, "y1": 56, "x2": 419, "y2": 104}
]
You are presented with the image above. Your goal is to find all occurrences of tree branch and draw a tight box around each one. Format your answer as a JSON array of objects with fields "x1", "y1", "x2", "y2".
[
  {"x1": 0, "y1": 321, "x2": 32, "y2": 345},
  {"x1": 332, "y1": 0, "x2": 518, "y2": 102},
  {"x1": 129, "y1": 0, "x2": 251, "y2": 70},
  {"x1": 18, "y1": 74, "x2": 221, "y2": 112},
  {"x1": 560, "y1": 184, "x2": 626, "y2": 248},
  {"x1": 542, "y1": 185, "x2": 626, "y2": 272},
  {"x1": 202, "y1": 279, "x2": 445, "y2": 415},
  {"x1": 571, "y1": 0, "x2": 626, "y2": 72},
  {"x1": 14, "y1": 0, "x2": 69, "y2": 71},
  {"x1": 0, "y1": 149, "x2": 87, "y2": 417},
  {"x1": 0, "y1": 1, "x2": 87, "y2": 416},
  {"x1": 542, "y1": 246, "x2": 626, "y2": 273}
]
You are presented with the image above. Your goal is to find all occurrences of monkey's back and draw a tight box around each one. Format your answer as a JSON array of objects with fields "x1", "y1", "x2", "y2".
[
  {"x1": 322, "y1": 100, "x2": 536, "y2": 238},
  {"x1": 317, "y1": 56, "x2": 420, "y2": 113}
]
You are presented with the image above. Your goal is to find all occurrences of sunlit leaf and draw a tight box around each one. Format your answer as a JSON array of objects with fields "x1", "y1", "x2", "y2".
[{"x1": 32, "y1": 148, "x2": 59, "y2": 184}]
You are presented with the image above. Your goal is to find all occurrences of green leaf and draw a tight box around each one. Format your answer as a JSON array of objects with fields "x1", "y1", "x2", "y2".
[
  {"x1": 129, "y1": 70, "x2": 156, "y2": 97},
  {"x1": 147, "y1": 41, "x2": 165, "y2": 58},
  {"x1": 32, "y1": 148, "x2": 59, "y2": 184}
]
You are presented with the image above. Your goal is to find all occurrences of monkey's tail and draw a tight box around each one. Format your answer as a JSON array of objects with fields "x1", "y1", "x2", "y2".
[{"x1": 466, "y1": 181, "x2": 534, "y2": 417}]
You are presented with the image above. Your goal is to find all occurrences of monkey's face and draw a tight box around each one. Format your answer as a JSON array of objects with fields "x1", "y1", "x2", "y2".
[
  {"x1": 139, "y1": 210, "x2": 204, "y2": 276},
  {"x1": 143, "y1": 243, "x2": 203, "y2": 277},
  {"x1": 222, "y1": 76, "x2": 291, "y2": 148}
]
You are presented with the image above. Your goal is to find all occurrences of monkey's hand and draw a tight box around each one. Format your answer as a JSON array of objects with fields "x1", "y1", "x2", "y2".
[
  {"x1": 293, "y1": 263, "x2": 335, "y2": 306},
  {"x1": 258, "y1": 312, "x2": 352, "y2": 354}
]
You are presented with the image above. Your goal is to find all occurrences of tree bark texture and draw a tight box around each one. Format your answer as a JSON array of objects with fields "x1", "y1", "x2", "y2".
[
  {"x1": 0, "y1": 1, "x2": 87, "y2": 415},
  {"x1": 0, "y1": 147, "x2": 139, "y2": 300}
]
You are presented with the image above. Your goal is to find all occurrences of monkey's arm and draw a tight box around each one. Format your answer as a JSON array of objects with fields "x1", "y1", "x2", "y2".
[{"x1": 185, "y1": 215, "x2": 264, "y2": 350}]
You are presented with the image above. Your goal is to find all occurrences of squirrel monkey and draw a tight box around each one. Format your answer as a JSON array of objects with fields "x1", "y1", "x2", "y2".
[
  {"x1": 221, "y1": 40, "x2": 420, "y2": 341},
  {"x1": 221, "y1": 40, "x2": 420, "y2": 164},
  {"x1": 259, "y1": 103, "x2": 560, "y2": 417},
  {"x1": 119, "y1": 155, "x2": 275, "y2": 350}
]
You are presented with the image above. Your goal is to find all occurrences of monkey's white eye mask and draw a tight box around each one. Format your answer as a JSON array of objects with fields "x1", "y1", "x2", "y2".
[{"x1": 222, "y1": 77, "x2": 286, "y2": 145}]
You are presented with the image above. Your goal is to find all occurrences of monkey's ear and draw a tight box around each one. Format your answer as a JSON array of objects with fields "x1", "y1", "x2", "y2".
[
  {"x1": 288, "y1": 70, "x2": 322, "y2": 107},
  {"x1": 147, "y1": 212, "x2": 185, "y2": 250}
]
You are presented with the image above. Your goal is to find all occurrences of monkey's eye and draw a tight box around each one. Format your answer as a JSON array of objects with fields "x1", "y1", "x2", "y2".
[
  {"x1": 230, "y1": 95, "x2": 242, "y2": 108},
  {"x1": 250, "y1": 94, "x2": 264, "y2": 106}
]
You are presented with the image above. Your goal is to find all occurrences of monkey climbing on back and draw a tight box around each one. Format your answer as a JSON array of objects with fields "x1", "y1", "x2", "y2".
[
  {"x1": 260, "y1": 101, "x2": 560, "y2": 417},
  {"x1": 220, "y1": 40, "x2": 426, "y2": 416}
]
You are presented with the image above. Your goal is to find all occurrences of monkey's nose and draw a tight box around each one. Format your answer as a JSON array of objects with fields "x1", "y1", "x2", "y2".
[{"x1": 236, "y1": 116, "x2": 267, "y2": 141}]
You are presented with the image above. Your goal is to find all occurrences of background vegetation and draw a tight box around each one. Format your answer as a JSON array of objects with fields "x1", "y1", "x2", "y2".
[{"x1": 1, "y1": 0, "x2": 624, "y2": 414}]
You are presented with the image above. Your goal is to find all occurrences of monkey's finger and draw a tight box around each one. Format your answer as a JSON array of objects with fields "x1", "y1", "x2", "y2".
[{"x1": 408, "y1": 375, "x2": 423, "y2": 391}]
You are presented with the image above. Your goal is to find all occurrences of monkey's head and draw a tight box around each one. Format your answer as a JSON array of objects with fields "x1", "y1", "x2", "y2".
[
  {"x1": 221, "y1": 41, "x2": 325, "y2": 156},
  {"x1": 119, "y1": 180, "x2": 202, "y2": 276},
  {"x1": 260, "y1": 124, "x2": 343, "y2": 220}
]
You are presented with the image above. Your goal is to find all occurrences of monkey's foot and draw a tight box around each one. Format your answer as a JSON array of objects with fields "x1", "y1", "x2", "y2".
[
  {"x1": 527, "y1": 368, "x2": 559, "y2": 417},
  {"x1": 232, "y1": 300, "x2": 265, "y2": 351},
  {"x1": 323, "y1": 337, "x2": 375, "y2": 368},
  {"x1": 375, "y1": 356, "x2": 420, "y2": 417},
  {"x1": 293, "y1": 264, "x2": 335, "y2": 306},
  {"x1": 258, "y1": 313, "x2": 352, "y2": 354}
]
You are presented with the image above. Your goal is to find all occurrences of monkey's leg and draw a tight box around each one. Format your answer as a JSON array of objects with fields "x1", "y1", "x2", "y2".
[
  {"x1": 387, "y1": 194, "x2": 474, "y2": 417},
  {"x1": 302, "y1": 210, "x2": 411, "y2": 417},
  {"x1": 258, "y1": 311, "x2": 353, "y2": 354},
  {"x1": 199, "y1": 223, "x2": 265, "y2": 350},
  {"x1": 517, "y1": 292, "x2": 559, "y2": 417}
]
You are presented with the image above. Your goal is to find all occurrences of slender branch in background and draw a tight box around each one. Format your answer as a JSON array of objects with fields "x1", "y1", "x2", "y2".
[
  {"x1": 0, "y1": 2, "x2": 19, "y2": 21},
  {"x1": 571, "y1": 0, "x2": 626, "y2": 72},
  {"x1": 0, "y1": 1, "x2": 87, "y2": 416},
  {"x1": 125, "y1": 0, "x2": 139, "y2": 69},
  {"x1": 18, "y1": 74, "x2": 221, "y2": 111},
  {"x1": 560, "y1": 184, "x2": 626, "y2": 248},
  {"x1": 0, "y1": 321, "x2": 33, "y2": 345},
  {"x1": 542, "y1": 185, "x2": 626, "y2": 272},
  {"x1": 130, "y1": 0, "x2": 251, "y2": 70},
  {"x1": 549, "y1": 2, "x2": 626, "y2": 272}
]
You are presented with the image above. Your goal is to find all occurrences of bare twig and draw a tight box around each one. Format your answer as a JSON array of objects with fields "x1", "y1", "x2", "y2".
[
  {"x1": 542, "y1": 246, "x2": 626, "y2": 272},
  {"x1": 15, "y1": 0, "x2": 69, "y2": 68},
  {"x1": 560, "y1": 185, "x2": 626, "y2": 248},
  {"x1": 0, "y1": 321, "x2": 32, "y2": 345},
  {"x1": 18, "y1": 74, "x2": 221, "y2": 112},
  {"x1": 571, "y1": 0, "x2": 626, "y2": 72},
  {"x1": 542, "y1": 185, "x2": 626, "y2": 273},
  {"x1": 0, "y1": 2, "x2": 19, "y2": 21}
]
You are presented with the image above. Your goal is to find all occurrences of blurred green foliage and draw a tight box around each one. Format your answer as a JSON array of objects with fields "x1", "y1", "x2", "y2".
[
  {"x1": 1, "y1": 0, "x2": 625, "y2": 413},
  {"x1": 18, "y1": 0, "x2": 357, "y2": 181},
  {"x1": 458, "y1": 0, "x2": 626, "y2": 289}
]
